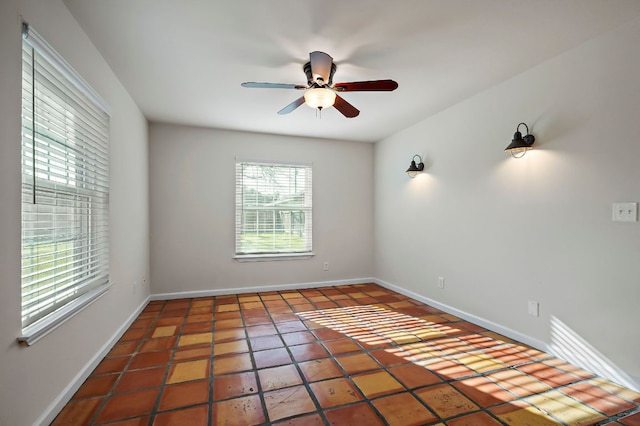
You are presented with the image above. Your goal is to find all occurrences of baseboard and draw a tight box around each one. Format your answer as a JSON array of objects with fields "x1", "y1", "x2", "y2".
[
  {"x1": 150, "y1": 277, "x2": 376, "y2": 301},
  {"x1": 373, "y1": 277, "x2": 640, "y2": 392},
  {"x1": 35, "y1": 295, "x2": 151, "y2": 426}
]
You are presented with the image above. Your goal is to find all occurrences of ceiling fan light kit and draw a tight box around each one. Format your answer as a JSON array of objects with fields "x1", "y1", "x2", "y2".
[{"x1": 242, "y1": 51, "x2": 398, "y2": 118}]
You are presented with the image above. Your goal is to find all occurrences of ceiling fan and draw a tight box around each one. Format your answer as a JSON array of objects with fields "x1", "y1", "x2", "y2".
[{"x1": 241, "y1": 51, "x2": 398, "y2": 118}]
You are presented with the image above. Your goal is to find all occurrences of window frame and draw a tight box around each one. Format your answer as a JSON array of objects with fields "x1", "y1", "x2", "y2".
[
  {"x1": 18, "y1": 23, "x2": 112, "y2": 345},
  {"x1": 234, "y1": 159, "x2": 314, "y2": 261}
]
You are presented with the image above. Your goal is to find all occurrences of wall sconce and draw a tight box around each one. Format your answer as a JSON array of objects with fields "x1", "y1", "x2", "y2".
[
  {"x1": 505, "y1": 122, "x2": 535, "y2": 158},
  {"x1": 406, "y1": 155, "x2": 424, "y2": 178}
]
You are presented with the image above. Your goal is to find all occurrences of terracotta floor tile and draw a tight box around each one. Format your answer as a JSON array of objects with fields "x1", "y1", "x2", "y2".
[
  {"x1": 154, "y1": 404, "x2": 209, "y2": 425},
  {"x1": 452, "y1": 376, "x2": 516, "y2": 407},
  {"x1": 244, "y1": 315, "x2": 272, "y2": 326},
  {"x1": 490, "y1": 399, "x2": 563, "y2": 425},
  {"x1": 249, "y1": 335, "x2": 284, "y2": 351},
  {"x1": 545, "y1": 358, "x2": 595, "y2": 379},
  {"x1": 589, "y1": 378, "x2": 640, "y2": 403},
  {"x1": 216, "y1": 304, "x2": 240, "y2": 312},
  {"x1": 167, "y1": 359, "x2": 209, "y2": 384},
  {"x1": 214, "y1": 311, "x2": 241, "y2": 320},
  {"x1": 178, "y1": 332, "x2": 213, "y2": 347},
  {"x1": 173, "y1": 346, "x2": 211, "y2": 362},
  {"x1": 386, "y1": 363, "x2": 441, "y2": 390},
  {"x1": 214, "y1": 371, "x2": 258, "y2": 400},
  {"x1": 114, "y1": 366, "x2": 166, "y2": 393},
  {"x1": 155, "y1": 317, "x2": 184, "y2": 327},
  {"x1": 253, "y1": 347, "x2": 292, "y2": 369},
  {"x1": 213, "y1": 394, "x2": 265, "y2": 426},
  {"x1": 526, "y1": 390, "x2": 607, "y2": 425},
  {"x1": 352, "y1": 370, "x2": 404, "y2": 398},
  {"x1": 282, "y1": 331, "x2": 317, "y2": 346},
  {"x1": 518, "y1": 362, "x2": 580, "y2": 387},
  {"x1": 151, "y1": 325, "x2": 177, "y2": 338},
  {"x1": 562, "y1": 382, "x2": 637, "y2": 415},
  {"x1": 128, "y1": 350, "x2": 171, "y2": 370},
  {"x1": 415, "y1": 383, "x2": 479, "y2": 419},
  {"x1": 620, "y1": 412, "x2": 640, "y2": 425},
  {"x1": 257, "y1": 364, "x2": 302, "y2": 391},
  {"x1": 487, "y1": 368, "x2": 551, "y2": 398},
  {"x1": 158, "y1": 380, "x2": 209, "y2": 410},
  {"x1": 94, "y1": 357, "x2": 130, "y2": 375},
  {"x1": 120, "y1": 328, "x2": 148, "y2": 342},
  {"x1": 108, "y1": 341, "x2": 139, "y2": 357},
  {"x1": 455, "y1": 352, "x2": 508, "y2": 373},
  {"x1": 96, "y1": 388, "x2": 159, "y2": 423},
  {"x1": 246, "y1": 324, "x2": 278, "y2": 337},
  {"x1": 272, "y1": 413, "x2": 324, "y2": 426},
  {"x1": 299, "y1": 358, "x2": 343, "y2": 382},
  {"x1": 213, "y1": 328, "x2": 246, "y2": 342},
  {"x1": 423, "y1": 358, "x2": 475, "y2": 380},
  {"x1": 312, "y1": 327, "x2": 346, "y2": 341},
  {"x1": 336, "y1": 353, "x2": 381, "y2": 374},
  {"x1": 309, "y1": 377, "x2": 363, "y2": 408},
  {"x1": 446, "y1": 411, "x2": 503, "y2": 426},
  {"x1": 138, "y1": 336, "x2": 177, "y2": 353},
  {"x1": 74, "y1": 374, "x2": 118, "y2": 399},
  {"x1": 290, "y1": 342, "x2": 329, "y2": 362},
  {"x1": 264, "y1": 385, "x2": 317, "y2": 421},
  {"x1": 215, "y1": 318, "x2": 244, "y2": 329},
  {"x1": 101, "y1": 416, "x2": 150, "y2": 425},
  {"x1": 213, "y1": 339, "x2": 249, "y2": 357},
  {"x1": 51, "y1": 397, "x2": 103, "y2": 426},
  {"x1": 372, "y1": 392, "x2": 438, "y2": 426},
  {"x1": 324, "y1": 402, "x2": 384, "y2": 426},
  {"x1": 182, "y1": 322, "x2": 213, "y2": 334},
  {"x1": 369, "y1": 348, "x2": 411, "y2": 366},
  {"x1": 213, "y1": 353, "x2": 253, "y2": 375},
  {"x1": 324, "y1": 338, "x2": 361, "y2": 355},
  {"x1": 275, "y1": 320, "x2": 308, "y2": 334}
]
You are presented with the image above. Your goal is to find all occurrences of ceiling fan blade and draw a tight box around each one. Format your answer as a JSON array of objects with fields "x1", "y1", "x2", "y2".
[
  {"x1": 277, "y1": 96, "x2": 306, "y2": 115},
  {"x1": 309, "y1": 51, "x2": 334, "y2": 85},
  {"x1": 242, "y1": 82, "x2": 307, "y2": 89},
  {"x1": 333, "y1": 95, "x2": 360, "y2": 118},
  {"x1": 334, "y1": 79, "x2": 399, "y2": 92}
]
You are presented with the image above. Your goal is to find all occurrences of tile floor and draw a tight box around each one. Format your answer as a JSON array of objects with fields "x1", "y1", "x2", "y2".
[{"x1": 53, "y1": 283, "x2": 640, "y2": 425}]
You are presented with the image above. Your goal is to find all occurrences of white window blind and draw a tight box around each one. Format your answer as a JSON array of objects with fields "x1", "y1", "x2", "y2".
[
  {"x1": 20, "y1": 23, "x2": 111, "y2": 342},
  {"x1": 235, "y1": 161, "x2": 312, "y2": 256}
]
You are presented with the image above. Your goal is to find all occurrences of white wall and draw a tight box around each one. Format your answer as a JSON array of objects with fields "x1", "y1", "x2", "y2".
[
  {"x1": 149, "y1": 124, "x2": 374, "y2": 295},
  {"x1": 374, "y1": 17, "x2": 640, "y2": 387},
  {"x1": 0, "y1": 1, "x2": 150, "y2": 425}
]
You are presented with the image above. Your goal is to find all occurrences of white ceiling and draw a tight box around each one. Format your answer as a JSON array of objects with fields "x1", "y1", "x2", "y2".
[{"x1": 63, "y1": 0, "x2": 640, "y2": 143}]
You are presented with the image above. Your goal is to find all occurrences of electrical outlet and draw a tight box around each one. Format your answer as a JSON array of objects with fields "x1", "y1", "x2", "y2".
[
  {"x1": 438, "y1": 277, "x2": 445, "y2": 289},
  {"x1": 323, "y1": 262, "x2": 329, "y2": 271},
  {"x1": 612, "y1": 202, "x2": 638, "y2": 222},
  {"x1": 528, "y1": 300, "x2": 539, "y2": 317}
]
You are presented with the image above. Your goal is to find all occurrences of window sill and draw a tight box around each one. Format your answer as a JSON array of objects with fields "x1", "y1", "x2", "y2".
[
  {"x1": 17, "y1": 282, "x2": 112, "y2": 346},
  {"x1": 234, "y1": 253, "x2": 315, "y2": 262}
]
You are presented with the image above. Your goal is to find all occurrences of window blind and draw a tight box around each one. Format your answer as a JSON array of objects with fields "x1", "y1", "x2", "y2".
[
  {"x1": 20, "y1": 23, "x2": 111, "y2": 337},
  {"x1": 235, "y1": 161, "x2": 312, "y2": 255}
]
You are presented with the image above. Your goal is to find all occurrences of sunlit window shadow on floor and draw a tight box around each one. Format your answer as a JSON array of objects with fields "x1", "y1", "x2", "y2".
[{"x1": 297, "y1": 304, "x2": 640, "y2": 425}]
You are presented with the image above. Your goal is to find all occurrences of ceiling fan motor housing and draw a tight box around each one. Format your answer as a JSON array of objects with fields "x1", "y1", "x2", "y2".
[{"x1": 304, "y1": 61, "x2": 337, "y2": 87}]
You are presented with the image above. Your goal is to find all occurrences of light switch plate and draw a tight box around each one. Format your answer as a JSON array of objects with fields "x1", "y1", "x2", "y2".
[{"x1": 612, "y1": 202, "x2": 638, "y2": 222}]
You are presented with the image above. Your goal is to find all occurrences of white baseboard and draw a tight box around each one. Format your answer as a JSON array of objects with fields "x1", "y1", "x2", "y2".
[
  {"x1": 35, "y1": 295, "x2": 151, "y2": 426},
  {"x1": 373, "y1": 278, "x2": 640, "y2": 392},
  {"x1": 150, "y1": 277, "x2": 376, "y2": 301}
]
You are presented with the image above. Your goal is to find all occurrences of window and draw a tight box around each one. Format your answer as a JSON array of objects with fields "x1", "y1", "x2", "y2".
[
  {"x1": 235, "y1": 161, "x2": 312, "y2": 258},
  {"x1": 19, "y1": 23, "x2": 111, "y2": 344}
]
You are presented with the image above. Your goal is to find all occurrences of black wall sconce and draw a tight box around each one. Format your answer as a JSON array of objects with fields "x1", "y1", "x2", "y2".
[
  {"x1": 505, "y1": 122, "x2": 535, "y2": 158},
  {"x1": 406, "y1": 155, "x2": 425, "y2": 178}
]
